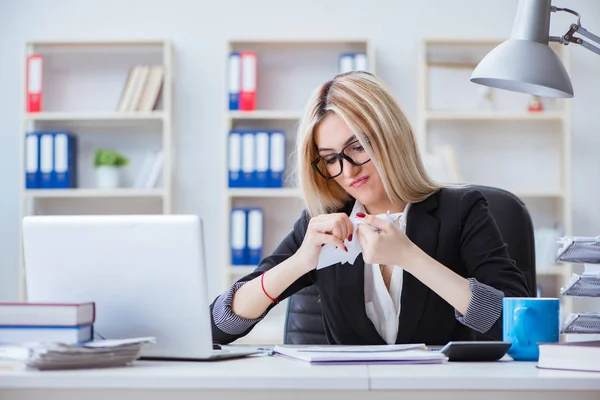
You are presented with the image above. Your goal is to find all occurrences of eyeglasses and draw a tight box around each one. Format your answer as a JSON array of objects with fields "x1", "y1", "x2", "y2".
[{"x1": 311, "y1": 139, "x2": 371, "y2": 180}]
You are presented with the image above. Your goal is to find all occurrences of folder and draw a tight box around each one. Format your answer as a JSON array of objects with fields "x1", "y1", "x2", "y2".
[
  {"x1": 25, "y1": 133, "x2": 40, "y2": 189},
  {"x1": 228, "y1": 131, "x2": 243, "y2": 188},
  {"x1": 26, "y1": 54, "x2": 43, "y2": 112},
  {"x1": 228, "y1": 52, "x2": 241, "y2": 110},
  {"x1": 231, "y1": 208, "x2": 248, "y2": 265},
  {"x1": 247, "y1": 208, "x2": 263, "y2": 265},
  {"x1": 39, "y1": 133, "x2": 54, "y2": 189},
  {"x1": 269, "y1": 131, "x2": 285, "y2": 188},
  {"x1": 339, "y1": 53, "x2": 354, "y2": 73},
  {"x1": 53, "y1": 132, "x2": 77, "y2": 189},
  {"x1": 255, "y1": 131, "x2": 269, "y2": 187},
  {"x1": 240, "y1": 52, "x2": 257, "y2": 111},
  {"x1": 241, "y1": 131, "x2": 256, "y2": 187},
  {"x1": 354, "y1": 52, "x2": 368, "y2": 71}
]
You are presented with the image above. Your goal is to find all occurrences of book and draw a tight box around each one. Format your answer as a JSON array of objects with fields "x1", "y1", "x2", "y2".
[
  {"x1": 0, "y1": 302, "x2": 95, "y2": 326},
  {"x1": 537, "y1": 340, "x2": 600, "y2": 372},
  {"x1": 0, "y1": 324, "x2": 93, "y2": 345},
  {"x1": 273, "y1": 344, "x2": 448, "y2": 364}
]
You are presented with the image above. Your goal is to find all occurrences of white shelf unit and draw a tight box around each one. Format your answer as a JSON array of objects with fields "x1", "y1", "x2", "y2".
[
  {"x1": 417, "y1": 38, "x2": 573, "y2": 314},
  {"x1": 18, "y1": 39, "x2": 173, "y2": 300},
  {"x1": 222, "y1": 39, "x2": 374, "y2": 344}
]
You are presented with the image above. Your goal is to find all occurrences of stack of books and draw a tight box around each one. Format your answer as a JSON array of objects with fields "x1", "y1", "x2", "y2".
[{"x1": 0, "y1": 302, "x2": 95, "y2": 344}]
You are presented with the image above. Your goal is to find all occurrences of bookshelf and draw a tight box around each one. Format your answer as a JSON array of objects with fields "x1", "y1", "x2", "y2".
[
  {"x1": 222, "y1": 38, "x2": 374, "y2": 344},
  {"x1": 18, "y1": 39, "x2": 173, "y2": 300},
  {"x1": 417, "y1": 38, "x2": 573, "y2": 315}
]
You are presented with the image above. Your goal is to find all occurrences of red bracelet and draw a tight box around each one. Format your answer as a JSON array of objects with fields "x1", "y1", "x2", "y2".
[{"x1": 261, "y1": 271, "x2": 278, "y2": 304}]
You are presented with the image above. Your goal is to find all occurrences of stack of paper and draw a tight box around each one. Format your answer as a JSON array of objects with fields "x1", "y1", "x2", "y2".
[
  {"x1": 0, "y1": 337, "x2": 155, "y2": 370},
  {"x1": 273, "y1": 344, "x2": 448, "y2": 364}
]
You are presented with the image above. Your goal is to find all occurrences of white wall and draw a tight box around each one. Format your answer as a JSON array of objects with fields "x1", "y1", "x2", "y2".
[{"x1": 0, "y1": 0, "x2": 599, "y2": 302}]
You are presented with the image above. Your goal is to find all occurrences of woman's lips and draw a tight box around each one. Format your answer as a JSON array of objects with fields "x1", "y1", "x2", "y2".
[{"x1": 350, "y1": 176, "x2": 369, "y2": 188}]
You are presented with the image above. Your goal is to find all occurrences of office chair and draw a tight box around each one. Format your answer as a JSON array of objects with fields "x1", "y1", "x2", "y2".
[{"x1": 283, "y1": 184, "x2": 537, "y2": 345}]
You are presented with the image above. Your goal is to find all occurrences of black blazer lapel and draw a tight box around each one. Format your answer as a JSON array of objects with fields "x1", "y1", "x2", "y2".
[
  {"x1": 335, "y1": 255, "x2": 386, "y2": 345},
  {"x1": 396, "y1": 192, "x2": 441, "y2": 343}
]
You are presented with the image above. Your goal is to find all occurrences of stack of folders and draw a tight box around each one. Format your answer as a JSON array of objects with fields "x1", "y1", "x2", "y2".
[
  {"x1": 25, "y1": 131, "x2": 77, "y2": 189},
  {"x1": 338, "y1": 52, "x2": 369, "y2": 74},
  {"x1": 117, "y1": 65, "x2": 164, "y2": 112},
  {"x1": 231, "y1": 207, "x2": 263, "y2": 266},
  {"x1": 0, "y1": 302, "x2": 95, "y2": 345},
  {"x1": 229, "y1": 130, "x2": 285, "y2": 188},
  {"x1": 273, "y1": 344, "x2": 448, "y2": 365},
  {"x1": 228, "y1": 52, "x2": 257, "y2": 111}
]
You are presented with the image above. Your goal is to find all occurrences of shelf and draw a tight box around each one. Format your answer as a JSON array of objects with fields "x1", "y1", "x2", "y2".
[
  {"x1": 24, "y1": 188, "x2": 165, "y2": 199},
  {"x1": 425, "y1": 111, "x2": 566, "y2": 122},
  {"x1": 26, "y1": 39, "x2": 167, "y2": 47},
  {"x1": 512, "y1": 190, "x2": 565, "y2": 199},
  {"x1": 24, "y1": 111, "x2": 166, "y2": 122},
  {"x1": 227, "y1": 110, "x2": 304, "y2": 120},
  {"x1": 230, "y1": 266, "x2": 258, "y2": 275},
  {"x1": 228, "y1": 188, "x2": 302, "y2": 198}
]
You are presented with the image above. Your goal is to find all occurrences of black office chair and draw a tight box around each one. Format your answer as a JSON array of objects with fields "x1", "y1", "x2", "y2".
[{"x1": 283, "y1": 184, "x2": 537, "y2": 345}]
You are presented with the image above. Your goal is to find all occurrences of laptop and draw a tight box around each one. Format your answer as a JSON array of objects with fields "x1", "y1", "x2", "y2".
[{"x1": 22, "y1": 214, "x2": 260, "y2": 361}]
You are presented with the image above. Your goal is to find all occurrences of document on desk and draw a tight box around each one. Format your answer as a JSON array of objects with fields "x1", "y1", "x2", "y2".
[
  {"x1": 297, "y1": 344, "x2": 426, "y2": 353},
  {"x1": 273, "y1": 345, "x2": 447, "y2": 364}
]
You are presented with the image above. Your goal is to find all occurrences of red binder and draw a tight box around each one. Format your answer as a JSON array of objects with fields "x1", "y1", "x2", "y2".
[
  {"x1": 26, "y1": 54, "x2": 43, "y2": 112},
  {"x1": 240, "y1": 52, "x2": 257, "y2": 111}
]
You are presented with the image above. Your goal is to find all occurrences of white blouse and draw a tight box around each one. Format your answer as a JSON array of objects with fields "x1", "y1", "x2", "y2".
[{"x1": 349, "y1": 201, "x2": 411, "y2": 345}]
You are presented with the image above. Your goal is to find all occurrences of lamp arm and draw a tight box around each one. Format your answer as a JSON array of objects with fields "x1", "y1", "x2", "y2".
[{"x1": 550, "y1": 6, "x2": 600, "y2": 56}]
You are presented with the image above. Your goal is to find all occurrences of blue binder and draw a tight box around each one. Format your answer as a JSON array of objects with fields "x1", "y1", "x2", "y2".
[
  {"x1": 247, "y1": 208, "x2": 263, "y2": 265},
  {"x1": 39, "y1": 133, "x2": 54, "y2": 189},
  {"x1": 25, "y1": 133, "x2": 40, "y2": 189},
  {"x1": 228, "y1": 52, "x2": 241, "y2": 110},
  {"x1": 231, "y1": 208, "x2": 248, "y2": 265},
  {"x1": 241, "y1": 131, "x2": 256, "y2": 187},
  {"x1": 268, "y1": 131, "x2": 285, "y2": 188},
  {"x1": 255, "y1": 131, "x2": 269, "y2": 187},
  {"x1": 52, "y1": 132, "x2": 77, "y2": 189},
  {"x1": 228, "y1": 131, "x2": 243, "y2": 188}
]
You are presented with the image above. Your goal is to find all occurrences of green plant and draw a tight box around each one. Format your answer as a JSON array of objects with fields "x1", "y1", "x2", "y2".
[{"x1": 93, "y1": 149, "x2": 129, "y2": 168}]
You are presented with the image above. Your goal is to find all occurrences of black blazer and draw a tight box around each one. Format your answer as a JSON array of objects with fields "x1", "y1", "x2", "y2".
[{"x1": 211, "y1": 187, "x2": 530, "y2": 345}]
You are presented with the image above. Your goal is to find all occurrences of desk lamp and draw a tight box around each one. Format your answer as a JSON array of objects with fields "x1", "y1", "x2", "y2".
[{"x1": 470, "y1": 0, "x2": 599, "y2": 98}]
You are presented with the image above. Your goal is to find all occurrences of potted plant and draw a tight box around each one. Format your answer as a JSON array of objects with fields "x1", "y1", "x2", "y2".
[{"x1": 93, "y1": 149, "x2": 129, "y2": 189}]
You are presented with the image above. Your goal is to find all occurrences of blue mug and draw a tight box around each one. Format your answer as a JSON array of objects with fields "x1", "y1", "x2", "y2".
[{"x1": 503, "y1": 297, "x2": 560, "y2": 361}]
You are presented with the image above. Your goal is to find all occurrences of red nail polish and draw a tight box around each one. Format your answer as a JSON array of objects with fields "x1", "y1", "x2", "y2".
[
  {"x1": 356, "y1": 212, "x2": 365, "y2": 218},
  {"x1": 344, "y1": 246, "x2": 348, "y2": 252},
  {"x1": 348, "y1": 234, "x2": 353, "y2": 242}
]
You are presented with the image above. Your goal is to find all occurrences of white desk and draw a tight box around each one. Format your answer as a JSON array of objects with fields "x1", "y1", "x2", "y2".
[{"x1": 1, "y1": 354, "x2": 599, "y2": 400}]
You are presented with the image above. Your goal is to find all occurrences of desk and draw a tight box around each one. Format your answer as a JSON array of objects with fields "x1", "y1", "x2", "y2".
[{"x1": 1, "y1": 354, "x2": 599, "y2": 400}]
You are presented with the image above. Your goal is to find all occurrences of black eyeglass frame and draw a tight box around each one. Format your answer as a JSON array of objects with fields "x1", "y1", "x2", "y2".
[{"x1": 311, "y1": 139, "x2": 372, "y2": 180}]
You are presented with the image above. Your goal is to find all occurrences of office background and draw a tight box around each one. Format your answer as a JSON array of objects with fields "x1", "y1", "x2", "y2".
[{"x1": 0, "y1": 0, "x2": 599, "y2": 305}]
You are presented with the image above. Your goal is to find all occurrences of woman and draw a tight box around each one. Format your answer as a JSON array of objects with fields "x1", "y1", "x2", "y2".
[{"x1": 211, "y1": 71, "x2": 529, "y2": 345}]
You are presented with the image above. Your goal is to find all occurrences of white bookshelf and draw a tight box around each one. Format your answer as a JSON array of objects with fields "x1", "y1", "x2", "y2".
[
  {"x1": 18, "y1": 39, "x2": 173, "y2": 300},
  {"x1": 417, "y1": 38, "x2": 573, "y2": 314},
  {"x1": 222, "y1": 39, "x2": 374, "y2": 344}
]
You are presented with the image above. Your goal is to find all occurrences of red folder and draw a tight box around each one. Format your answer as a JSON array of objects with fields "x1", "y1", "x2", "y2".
[
  {"x1": 240, "y1": 52, "x2": 257, "y2": 111},
  {"x1": 26, "y1": 54, "x2": 43, "y2": 112}
]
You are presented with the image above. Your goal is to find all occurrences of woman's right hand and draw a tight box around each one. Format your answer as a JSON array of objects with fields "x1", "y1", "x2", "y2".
[{"x1": 294, "y1": 213, "x2": 354, "y2": 272}]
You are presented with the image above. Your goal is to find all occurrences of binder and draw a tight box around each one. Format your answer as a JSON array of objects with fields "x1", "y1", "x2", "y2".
[
  {"x1": 228, "y1": 52, "x2": 241, "y2": 110},
  {"x1": 228, "y1": 131, "x2": 243, "y2": 188},
  {"x1": 247, "y1": 208, "x2": 263, "y2": 265},
  {"x1": 354, "y1": 52, "x2": 368, "y2": 71},
  {"x1": 269, "y1": 131, "x2": 285, "y2": 188},
  {"x1": 339, "y1": 53, "x2": 355, "y2": 73},
  {"x1": 39, "y1": 133, "x2": 54, "y2": 189},
  {"x1": 25, "y1": 133, "x2": 40, "y2": 189},
  {"x1": 53, "y1": 132, "x2": 77, "y2": 189},
  {"x1": 240, "y1": 52, "x2": 257, "y2": 111},
  {"x1": 231, "y1": 208, "x2": 248, "y2": 265},
  {"x1": 26, "y1": 54, "x2": 43, "y2": 112},
  {"x1": 255, "y1": 131, "x2": 269, "y2": 187},
  {"x1": 241, "y1": 131, "x2": 256, "y2": 187}
]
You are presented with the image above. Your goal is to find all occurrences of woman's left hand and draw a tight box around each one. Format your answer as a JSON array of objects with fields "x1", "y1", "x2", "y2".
[{"x1": 356, "y1": 213, "x2": 419, "y2": 267}]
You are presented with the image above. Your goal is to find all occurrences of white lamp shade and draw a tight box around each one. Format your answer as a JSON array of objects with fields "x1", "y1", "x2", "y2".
[{"x1": 471, "y1": 39, "x2": 573, "y2": 98}]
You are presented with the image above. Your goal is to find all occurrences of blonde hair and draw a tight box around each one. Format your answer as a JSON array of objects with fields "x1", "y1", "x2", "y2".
[{"x1": 293, "y1": 71, "x2": 443, "y2": 217}]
